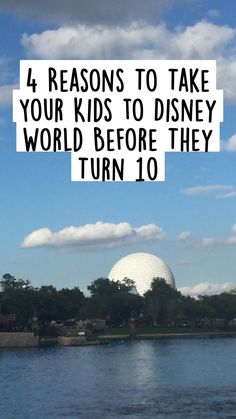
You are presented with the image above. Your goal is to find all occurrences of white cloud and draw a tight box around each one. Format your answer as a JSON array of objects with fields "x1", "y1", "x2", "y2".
[
  {"x1": 0, "y1": 57, "x2": 17, "y2": 108},
  {"x1": 0, "y1": 84, "x2": 17, "y2": 107},
  {"x1": 227, "y1": 237, "x2": 236, "y2": 244},
  {"x1": 216, "y1": 191, "x2": 236, "y2": 199},
  {"x1": 178, "y1": 229, "x2": 221, "y2": 251},
  {"x1": 216, "y1": 58, "x2": 236, "y2": 103},
  {"x1": 22, "y1": 20, "x2": 234, "y2": 60},
  {"x1": 226, "y1": 223, "x2": 236, "y2": 244},
  {"x1": 21, "y1": 23, "x2": 173, "y2": 60},
  {"x1": 21, "y1": 20, "x2": 236, "y2": 102},
  {"x1": 179, "y1": 282, "x2": 235, "y2": 297},
  {"x1": 227, "y1": 233, "x2": 236, "y2": 244},
  {"x1": 223, "y1": 134, "x2": 236, "y2": 152},
  {"x1": 21, "y1": 221, "x2": 165, "y2": 251},
  {"x1": 182, "y1": 184, "x2": 236, "y2": 198},
  {"x1": 200, "y1": 237, "x2": 219, "y2": 249},
  {"x1": 174, "y1": 21, "x2": 233, "y2": 59},
  {"x1": 178, "y1": 223, "x2": 236, "y2": 249},
  {"x1": 0, "y1": 0, "x2": 172, "y2": 25},
  {"x1": 0, "y1": 57, "x2": 14, "y2": 83},
  {"x1": 193, "y1": 237, "x2": 219, "y2": 250},
  {"x1": 232, "y1": 224, "x2": 236, "y2": 234},
  {"x1": 178, "y1": 231, "x2": 192, "y2": 242}
]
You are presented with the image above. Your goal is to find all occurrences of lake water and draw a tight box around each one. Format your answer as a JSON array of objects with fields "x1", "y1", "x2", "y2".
[{"x1": 0, "y1": 338, "x2": 236, "y2": 418}]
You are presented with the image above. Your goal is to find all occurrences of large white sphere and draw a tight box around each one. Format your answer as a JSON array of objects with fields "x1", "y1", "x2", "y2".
[{"x1": 108, "y1": 252, "x2": 175, "y2": 295}]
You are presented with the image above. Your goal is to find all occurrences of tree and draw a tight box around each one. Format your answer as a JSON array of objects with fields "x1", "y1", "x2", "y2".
[
  {"x1": 144, "y1": 278, "x2": 179, "y2": 326},
  {"x1": 87, "y1": 277, "x2": 143, "y2": 325},
  {"x1": 0, "y1": 273, "x2": 31, "y2": 292},
  {"x1": 88, "y1": 277, "x2": 119, "y2": 298},
  {"x1": 199, "y1": 293, "x2": 236, "y2": 322},
  {"x1": 57, "y1": 287, "x2": 85, "y2": 319},
  {"x1": 0, "y1": 273, "x2": 36, "y2": 328},
  {"x1": 36, "y1": 285, "x2": 85, "y2": 322},
  {"x1": 0, "y1": 274, "x2": 86, "y2": 326}
]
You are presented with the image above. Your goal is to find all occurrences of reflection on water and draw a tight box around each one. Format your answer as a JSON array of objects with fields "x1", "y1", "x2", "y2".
[{"x1": 0, "y1": 338, "x2": 236, "y2": 418}]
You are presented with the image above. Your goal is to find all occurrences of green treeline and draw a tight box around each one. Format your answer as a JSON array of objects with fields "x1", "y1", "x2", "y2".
[{"x1": 0, "y1": 273, "x2": 236, "y2": 329}]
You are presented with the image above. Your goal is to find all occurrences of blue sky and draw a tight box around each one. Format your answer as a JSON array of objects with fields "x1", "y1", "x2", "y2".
[{"x1": 0, "y1": 0, "x2": 236, "y2": 297}]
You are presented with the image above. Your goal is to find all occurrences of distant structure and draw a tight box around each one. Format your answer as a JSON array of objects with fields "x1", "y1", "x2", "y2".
[{"x1": 108, "y1": 252, "x2": 175, "y2": 295}]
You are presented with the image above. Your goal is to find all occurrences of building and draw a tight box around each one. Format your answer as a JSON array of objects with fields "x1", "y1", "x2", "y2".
[{"x1": 108, "y1": 252, "x2": 175, "y2": 295}]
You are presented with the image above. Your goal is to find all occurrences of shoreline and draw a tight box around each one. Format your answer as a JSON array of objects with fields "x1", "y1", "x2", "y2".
[
  {"x1": 97, "y1": 331, "x2": 236, "y2": 340},
  {"x1": 1, "y1": 331, "x2": 236, "y2": 349}
]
